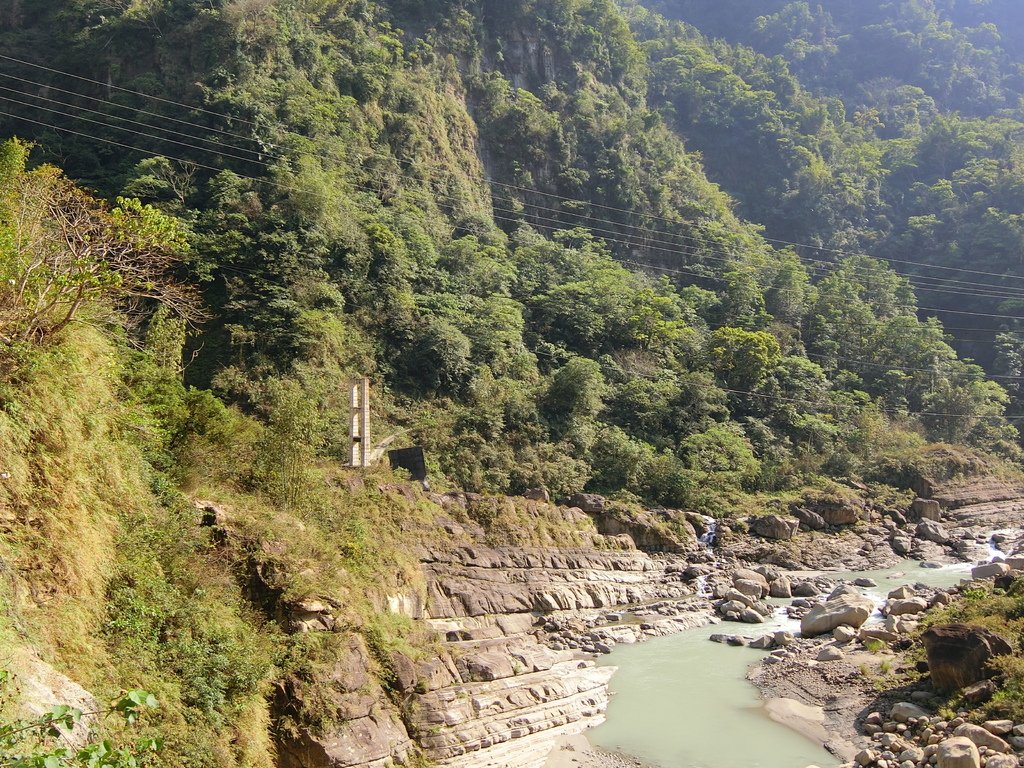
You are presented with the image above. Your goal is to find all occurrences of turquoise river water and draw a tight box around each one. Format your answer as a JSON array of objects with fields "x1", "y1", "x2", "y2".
[{"x1": 586, "y1": 559, "x2": 981, "y2": 768}]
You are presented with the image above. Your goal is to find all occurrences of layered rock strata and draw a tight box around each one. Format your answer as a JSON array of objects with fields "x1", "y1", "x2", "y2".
[{"x1": 403, "y1": 531, "x2": 700, "y2": 768}]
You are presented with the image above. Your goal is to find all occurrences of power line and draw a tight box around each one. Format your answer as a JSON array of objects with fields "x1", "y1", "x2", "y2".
[
  {"x1": 2, "y1": 70, "x2": 1024, "y2": 303},
  {"x1": 6, "y1": 105, "x2": 1024, "y2": 342},
  {"x1": 0, "y1": 52, "x2": 263, "y2": 129},
  {"x1": 2, "y1": 61, "x2": 1024, "y2": 296}
]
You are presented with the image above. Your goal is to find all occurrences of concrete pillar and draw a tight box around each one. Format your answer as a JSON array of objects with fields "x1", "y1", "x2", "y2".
[{"x1": 349, "y1": 377, "x2": 370, "y2": 467}]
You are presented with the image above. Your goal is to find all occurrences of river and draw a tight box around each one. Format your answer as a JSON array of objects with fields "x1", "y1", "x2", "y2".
[{"x1": 585, "y1": 557, "x2": 983, "y2": 768}]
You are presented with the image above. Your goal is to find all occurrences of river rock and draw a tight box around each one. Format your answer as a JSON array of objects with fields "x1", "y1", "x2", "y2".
[
  {"x1": 740, "y1": 608, "x2": 765, "y2": 624},
  {"x1": 833, "y1": 625, "x2": 857, "y2": 643},
  {"x1": 829, "y1": 583, "x2": 863, "y2": 599},
  {"x1": 917, "y1": 519, "x2": 950, "y2": 544},
  {"x1": 773, "y1": 631, "x2": 795, "y2": 647},
  {"x1": 801, "y1": 593, "x2": 875, "y2": 637},
  {"x1": 792, "y1": 581, "x2": 820, "y2": 597},
  {"x1": 911, "y1": 498, "x2": 942, "y2": 521},
  {"x1": 769, "y1": 576, "x2": 792, "y2": 598},
  {"x1": 724, "y1": 589, "x2": 756, "y2": 607},
  {"x1": 854, "y1": 577, "x2": 877, "y2": 587},
  {"x1": 817, "y1": 645, "x2": 844, "y2": 661},
  {"x1": 793, "y1": 507, "x2": 826, "y2": 531},
  {"x1": 733, "y1": 568, "x2": 770, "y2": 589},
  {"x1": 953, "y1": 723, "x2": 1010, "y2": 752},
  {"x1": 735, "y1": 579, "x2": 768, "y2": 599},
  {"x1": 983, "y1": 720, "x2": 1014, "y2": 736},
  {"x1": 891, "y1": 701, "x2": 930, "y2": 722},
  {"x1": 749, "y1": 514, "x2": 799, "y2": 540},
  {"x1": 972, "y1": 561, "x2": 1010, "y2": 580},
  {"x1": 887, "y1": 597, "x2": 928, "y2": 616},
  {"x1": 888, "y1": 585, "x2": 915, "y2": 599},
  {"x1": 936, "y1": 737, "x2": 980, "y2": 768},
  {"x1": 985, "y1": 755, "x2": 1020, "y2": 768},
  {"x1": 892, "y1": 536, "x2": 913, "y2": 555},
  {"x1": 922, "y1": 624, "x2": 1013, "y2": 692}
]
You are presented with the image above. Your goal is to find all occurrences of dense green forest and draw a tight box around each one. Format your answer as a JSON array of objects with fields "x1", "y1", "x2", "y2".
[
  {"x1": 3, "y1": 1, "x2": 1024, "y2": 766},
  {"x1": 2, "y1": 0, "x2": 1023, "y2": 503}
]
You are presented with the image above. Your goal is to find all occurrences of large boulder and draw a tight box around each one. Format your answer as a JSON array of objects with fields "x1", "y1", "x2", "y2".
[
  {"x1": 819, "y1": 505, "x2": 859, "y2": 526},
  {"x1": 734, "y1": 578, "x2": 768, "y2": 599},
  {"x1": 733, "y1": 568, "x2": 769, "y2": 590},
  {"x1": 922, "y1": 624, "x2": 1013, "y2": 692},
  {"x1": 910, "y1": 497, "x2": 942, "y2": 521},
  {"x1": 769, "y1": 576, "x2": 792, "y2": 598},
  {"x1": 892, "y1": 535, "x2": 912, "y2": 555},
  {"x1": 952, "y1": 723, "x2": 1010, "y2": 753},
  {"x1": 936, "y1": 737, "x2": 980, "y2": 768},
  {"x1": 800, "y1": 593, "x2": 876, "y2": 637},
  {"x1": 792, "y1": 507, "x2": 826, "y2": 531},
  {"x1": 886, "y1": 597, "x2": 928, "y2": 617},
  {"x1": 917, "y1": 519, "x2": 950, "y2": 545},
  {"x1": 749, "y1": 515, "x2": 799, "y2": 540},
  {"x1": 972, "y1": 561, "x2": 1011, "y2": 580}
]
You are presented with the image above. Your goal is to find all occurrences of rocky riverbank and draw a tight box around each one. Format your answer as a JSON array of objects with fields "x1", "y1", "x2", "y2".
[{"x1": 232, "y1": 472, "x2": 1024, "y2": 768}]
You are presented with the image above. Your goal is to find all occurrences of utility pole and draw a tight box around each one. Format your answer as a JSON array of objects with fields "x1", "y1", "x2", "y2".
[{"x1": 349, "y1": 377, "x2": 370, "y2": 468}]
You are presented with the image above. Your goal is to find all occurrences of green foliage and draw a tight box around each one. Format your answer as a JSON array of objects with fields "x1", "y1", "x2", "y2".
[{"x1": 0, "y1": 676, "x2": 160, "y2": 768}]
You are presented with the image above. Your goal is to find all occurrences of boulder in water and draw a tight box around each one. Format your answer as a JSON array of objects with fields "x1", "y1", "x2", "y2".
[
  {"x1": 972, "y1": 561, "x2": 1010, "y2": 580},
  {"x1": 769, "y1": 576, "x2": 792, "y2": 598},
  {"x1": 800, "y1": 593, "x2": 875, "y2": 637}
]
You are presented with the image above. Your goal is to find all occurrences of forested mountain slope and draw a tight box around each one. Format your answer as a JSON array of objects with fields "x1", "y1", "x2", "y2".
[
  {"x1": 2, "y1": 2, "x2": 1024, "y2": 766},
  {"x1": 629, "y1": 1, "x2": 1024, "y2": 381}
]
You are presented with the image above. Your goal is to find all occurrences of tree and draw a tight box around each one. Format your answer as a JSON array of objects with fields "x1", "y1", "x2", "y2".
[
  {"x1": 0, "y1": 139, "x2": 200, "y2": 346},
  {"x1": 708, "y1": 326, "x2": 782, "y2": 389}
]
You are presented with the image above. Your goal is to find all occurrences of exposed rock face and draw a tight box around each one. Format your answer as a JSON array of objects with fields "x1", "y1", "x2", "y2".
[
  {"x1": 566, "y1": 493, "x2": 605, "y2": 514},
  {"x1": 422, "y1": 545, "x2": 676, "y2": 617},
  {"x1": 406, "y1": 527, "x2": 696, "y2": 767},
  {"x1": 800, "y1": 593, "x2": 875, "y2": 637},
  {"x1": 931, "y1": 478, "x2": 1024, "y2": 511},
  {"x1": 749, "y1": 514, "x2": 799, "y2": 540},
  {"x1": 274, "y1": 635, "x2": 415, "y2": 768},
  {"x1": 922, "y1": 624, "x2": 1013, "y2": 692}
]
